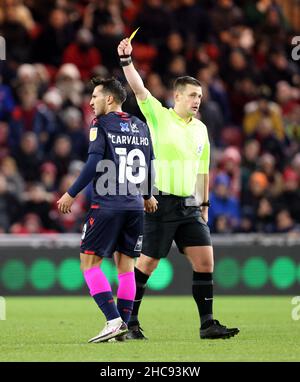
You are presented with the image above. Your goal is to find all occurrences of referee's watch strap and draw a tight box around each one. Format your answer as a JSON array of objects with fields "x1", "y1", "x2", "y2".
[
  {"x1": 120, "y1": 56, "x2": 132, "y2": 67},
  {"x1": 200, "y1": 200, "x2": 210, "y2": 208}
]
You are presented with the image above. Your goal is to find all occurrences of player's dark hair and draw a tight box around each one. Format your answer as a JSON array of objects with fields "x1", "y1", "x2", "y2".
[
  {"x1": 91, "y1": 77, "x2": 127, "y2": 105},
  {"x1": 174, "y1": 76, "x2": 202, "y2": 91}
]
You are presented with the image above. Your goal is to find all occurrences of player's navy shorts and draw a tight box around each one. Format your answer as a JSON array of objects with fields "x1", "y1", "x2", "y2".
[
  {"x1": 142, "y1": 193, "x2": 212, "y2": 259},
  {"x1": 80, "y1": 205, "x2": 143, "y2": 258}
]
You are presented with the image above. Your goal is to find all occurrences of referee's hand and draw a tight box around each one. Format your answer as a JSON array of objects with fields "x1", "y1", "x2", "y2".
[
  {"x1": 201, "y1": 207, "x2": 208, "y2": 224},
  {"x1": 118, "y1": 38, "x2": 132, "y2": 56},
  {"x1": 144, "y1": 196, "x2": 158, "y2": 213}
]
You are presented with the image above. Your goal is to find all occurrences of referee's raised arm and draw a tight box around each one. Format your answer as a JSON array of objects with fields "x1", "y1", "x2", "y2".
[{"x1": 117, "y1": 38, "x2": 149, "y2": 101}]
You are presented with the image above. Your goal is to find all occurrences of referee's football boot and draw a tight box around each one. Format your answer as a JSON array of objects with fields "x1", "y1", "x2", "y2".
[
  {"x1": 88, "y1": 317, "x2": 128, "y2": 343},
  {"x1": 200, "y1": 320, "x2": 239, "y2": 339},
  {"x1": 126, "y1": 322, "x2": 148, "y2": 340}
]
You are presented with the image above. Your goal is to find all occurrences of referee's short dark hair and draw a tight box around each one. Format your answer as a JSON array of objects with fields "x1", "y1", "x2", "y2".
[
  {"x1": 174, "y1": 76, "x2": 202, "y2": 91},
  {"x1": 91, "y1": 77, "x2": 127, "y2": 105}
]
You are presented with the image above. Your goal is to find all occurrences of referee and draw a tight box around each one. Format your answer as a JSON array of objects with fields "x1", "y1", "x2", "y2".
[{"x1": 117, "y1": 38, "x2": 239, "y2": 340}]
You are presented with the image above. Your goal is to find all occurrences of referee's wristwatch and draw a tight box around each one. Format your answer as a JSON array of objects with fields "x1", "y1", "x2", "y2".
[{"x1": 200, "y1": 200, "x2": 210, "y2": 208}]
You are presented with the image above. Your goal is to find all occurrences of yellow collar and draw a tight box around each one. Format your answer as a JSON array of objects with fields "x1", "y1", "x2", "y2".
[{"x1": 170, "y1": 108, "x2": 193, "y2": 124}]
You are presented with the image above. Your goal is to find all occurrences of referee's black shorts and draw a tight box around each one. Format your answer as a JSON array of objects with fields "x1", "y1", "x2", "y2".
[{"x1": 142, "y1": 193, "x2": 212, "y2": 259}]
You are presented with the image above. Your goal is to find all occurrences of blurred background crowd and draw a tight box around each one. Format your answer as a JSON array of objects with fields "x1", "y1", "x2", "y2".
[{"x1": 0, "y1": 0, "x2": 300, "y2": 235}]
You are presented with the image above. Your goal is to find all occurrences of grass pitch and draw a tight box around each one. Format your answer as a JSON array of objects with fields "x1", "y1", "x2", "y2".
[{"x1": 0, "y1": 296, "x2": 300, "y2": 362}]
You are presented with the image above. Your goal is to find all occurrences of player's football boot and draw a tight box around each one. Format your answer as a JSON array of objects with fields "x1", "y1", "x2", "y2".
[
  {"x1": 107, "y1": 335, "x2": 126, "y2": 343},
  {"x1": 125, "y1": 323, "x2": 148, "y2": 340},
  {"x1": 200, "y1": 320, "x2": 239, "y2": 339},
  {"x1": 88, "y1": 317, "x2": 128, "y2": 343}
]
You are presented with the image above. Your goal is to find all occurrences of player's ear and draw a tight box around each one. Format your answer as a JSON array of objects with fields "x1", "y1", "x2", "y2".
[{"x1": 107, "y1": 94, "x2": 114, "y2": 105}]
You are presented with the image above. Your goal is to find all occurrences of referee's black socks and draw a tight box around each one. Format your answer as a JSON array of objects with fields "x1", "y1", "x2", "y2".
[
  {"x1": 128, "y1": 267, "x2": 149, "y2": 327},
  {"x1": 192, "y1": 271, "x2": 214, "y2": 329}
]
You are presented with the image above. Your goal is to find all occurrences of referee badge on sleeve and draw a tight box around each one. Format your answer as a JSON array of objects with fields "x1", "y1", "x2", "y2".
[
  {"x1": 197, "y1": 144, "x2": 203, "y2": 155},
  {"x1": 89, "y1": 127, "x2": 98, "y2": 141}
]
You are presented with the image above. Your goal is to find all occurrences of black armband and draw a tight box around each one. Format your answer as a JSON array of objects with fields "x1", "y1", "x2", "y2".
[{"x1": 119, "y1": 54, "x2": 131, "y2": 59}]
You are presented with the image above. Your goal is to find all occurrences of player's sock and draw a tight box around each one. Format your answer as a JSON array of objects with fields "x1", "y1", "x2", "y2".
[
  {"x1": 128, "y1": 267, "x2": 149, "y2": 326},
  {"x1": 117, "y1": 272, "x2": 136, "y2": 324},
  {"x1": 84, "y1": 266, "x2": 120, "y2": 321},
  {"x1": 192, "y1": 271, "x2": 214, "y2": 329}
]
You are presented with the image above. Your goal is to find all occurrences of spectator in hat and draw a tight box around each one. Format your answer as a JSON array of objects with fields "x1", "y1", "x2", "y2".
[
  {"x1": 241, "y1": 171, "x2": 270, "y2": 219},
  {"x1": 211, "y1": 146, "x2": 241, "y2": 198}
]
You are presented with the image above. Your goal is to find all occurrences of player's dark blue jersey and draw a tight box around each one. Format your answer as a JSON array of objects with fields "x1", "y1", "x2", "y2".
[{"x1": 88, "y1": 111, "x2": 154, "y2": 210}]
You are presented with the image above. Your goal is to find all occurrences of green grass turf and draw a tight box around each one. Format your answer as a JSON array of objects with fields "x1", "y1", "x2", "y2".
[{"x1": 0, "y1": 296, "x2": 300, "y2": 362}]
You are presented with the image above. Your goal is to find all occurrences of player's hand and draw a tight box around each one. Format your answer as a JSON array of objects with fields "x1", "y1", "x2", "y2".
[
  {"x1": 57, "y1": 192, "x2": 74, "y2": 214},
  {"x1": 201, "y1": 207, "x2": 208, "y2": 224},
  {"x1": 118, "y1": 38, "x2": 132, "y2": 56},
  {"x1": 144, "y1": 196, "x2": 158, "y2": 213}
]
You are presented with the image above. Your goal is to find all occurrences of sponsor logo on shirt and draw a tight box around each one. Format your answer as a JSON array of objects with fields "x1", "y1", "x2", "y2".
[
  {"x1": 130, "y1": 123, "x2": 139, "y2": 134},
  {"x1": 120, "y1": 122, "x2": 130, "y2": 132}
]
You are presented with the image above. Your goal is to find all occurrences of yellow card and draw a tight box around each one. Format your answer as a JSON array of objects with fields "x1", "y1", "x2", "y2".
[{"x1": 129, "y1": 27, "x2": 140, "y2": 42}]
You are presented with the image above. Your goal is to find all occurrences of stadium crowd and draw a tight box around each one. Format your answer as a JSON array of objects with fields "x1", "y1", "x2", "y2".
[{"x1": 0, "y1": 0, "x2": 300, "y2": 235}]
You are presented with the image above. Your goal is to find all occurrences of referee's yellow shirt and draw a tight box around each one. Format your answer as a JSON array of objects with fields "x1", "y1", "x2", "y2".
[{"x1": 138, "y1": 93, "x2": 210, "y2": 197}]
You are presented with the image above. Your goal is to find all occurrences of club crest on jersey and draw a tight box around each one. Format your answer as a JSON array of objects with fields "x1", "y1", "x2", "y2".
[
  {"x1": 131, "y1": 123, "x2": 139, "y2": 134},
  {"x1": 134, "y1": 235, "x2": 143, "y2": 251},
  {"x1": 120, "y1": 122, "x2": 130, "y2": 132},
  {"x1": 89, "y1": 127, "x2": 98, "y2": 141}
]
